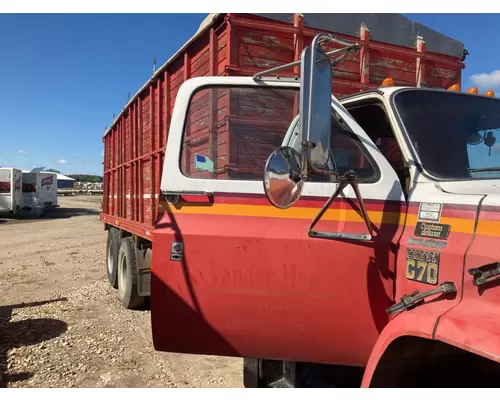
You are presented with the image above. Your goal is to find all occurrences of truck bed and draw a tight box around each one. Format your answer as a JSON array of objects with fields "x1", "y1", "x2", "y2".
[{"x1": 101, "y1": 13, "x2": 465, "y2": 239}]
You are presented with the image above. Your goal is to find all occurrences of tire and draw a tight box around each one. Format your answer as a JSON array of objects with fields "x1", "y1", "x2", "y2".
[
  {"x1": 106, "y1": 228, "x2": 119, "y2": 289},
  {"x1": 117, "y1": 237, "x2": 145, "y2": 309}
]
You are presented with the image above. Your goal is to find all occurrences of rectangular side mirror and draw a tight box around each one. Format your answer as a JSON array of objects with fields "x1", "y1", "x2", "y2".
[{"x1": 299, "y1": 35, "x2": 333, "y2": 170}]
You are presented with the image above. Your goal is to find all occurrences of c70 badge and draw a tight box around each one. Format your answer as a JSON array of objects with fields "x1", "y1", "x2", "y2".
[{"x1": 405, "y1": 248, "x2": 440, "y2": 285}]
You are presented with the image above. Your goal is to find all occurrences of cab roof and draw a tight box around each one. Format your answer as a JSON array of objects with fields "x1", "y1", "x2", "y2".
[{"x1": 340, "y1": 86, "x2": 499, "y2": 101}]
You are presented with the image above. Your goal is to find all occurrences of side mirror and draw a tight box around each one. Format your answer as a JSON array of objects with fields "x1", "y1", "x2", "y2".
[
  {"x1": 263, "y1": 147, "x2": 304, "y2": 209},
  {"x1": 263, "y1": 34, "x2": 333, "y2": 209},
  {"x1": 260, "y1": 35, "x2": 372, "y2": 241},
  {"x1": 299, "y1": 34, "x2": 333, "y2": 171}
]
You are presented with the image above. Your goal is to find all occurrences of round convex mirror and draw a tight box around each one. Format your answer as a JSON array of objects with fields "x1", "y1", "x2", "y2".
[{"x1": 263, "y1": 146, "x2": 304, "y2": 209}]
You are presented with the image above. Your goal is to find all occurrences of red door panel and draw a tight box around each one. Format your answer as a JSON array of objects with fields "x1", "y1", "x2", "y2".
[{"x1": 151, "y1": 194, "x2": 405, "y2": 366}]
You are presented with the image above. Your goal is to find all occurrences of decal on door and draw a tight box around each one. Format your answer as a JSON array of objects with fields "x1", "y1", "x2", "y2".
[
  {"x1": 417, "y1": 202, "x2": 443, "y2": 222},
  {"x1": 407, "y1": 237, "x2": 447, "y2": 249},
  {"x1": 0, "y1": 181, "x2": 10, "y2": 193},
  {"x1": 42, "y1": 175, "x2": 54, "y2": 186},
  {"x1": 405, "y1": 248, "x2": 440, "y2": 286},
  {"x1": 414, "y1": 222, "x2": 451, "y2": 240}
]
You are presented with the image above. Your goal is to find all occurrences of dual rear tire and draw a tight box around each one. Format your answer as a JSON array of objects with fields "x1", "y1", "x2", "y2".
[{"x1": 106, "y1": 228, "x2": 145, "y2": 309}]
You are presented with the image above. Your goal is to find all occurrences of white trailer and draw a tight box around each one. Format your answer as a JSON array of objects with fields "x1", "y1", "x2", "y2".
[
  {"x1": 21, "y1": 171, "x2": 44, "y2": 215},
  {"x1": 40, "y1": 171, "x2": 58, "y2": 207},
  {"x1": 0, "y1": 168, "x2": 23, "y2": 213}
]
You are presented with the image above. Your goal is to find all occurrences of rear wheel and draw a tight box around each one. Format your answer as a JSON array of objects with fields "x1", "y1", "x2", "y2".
[
  {"x1": 106, "y1": 228, "x2": 119, "y2": 289},
  {"x1": 117, "y1": 236, "x2": 145, "y2": 309}
]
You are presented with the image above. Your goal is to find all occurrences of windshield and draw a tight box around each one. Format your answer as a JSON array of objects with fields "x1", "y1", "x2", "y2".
[{"x1": 394, "y1": 89, "x2": 500, "y2": 180}]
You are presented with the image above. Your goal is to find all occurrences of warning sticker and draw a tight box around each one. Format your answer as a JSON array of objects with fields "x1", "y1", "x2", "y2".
[{"x1": 417, "y1": 202, "x2": 443, "y2": 222}]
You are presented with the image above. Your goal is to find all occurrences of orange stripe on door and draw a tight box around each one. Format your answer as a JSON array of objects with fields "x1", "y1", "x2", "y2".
[{"x1": 158, "y1": 201, "x2": 496, "y2": 236}]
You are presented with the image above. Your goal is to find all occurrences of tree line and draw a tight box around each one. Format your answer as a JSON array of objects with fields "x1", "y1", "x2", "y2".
[
  {"x1": 68, "y1": 174, "x2": 103, "y2": 183},
  {"x1": 44, "y1": 169, "x2": 103, "y2": 183}
]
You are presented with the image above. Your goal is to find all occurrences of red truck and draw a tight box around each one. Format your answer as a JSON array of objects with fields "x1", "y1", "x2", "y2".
[{"x1": 101, "y1": 13, "x2": 500, "y2": 387}]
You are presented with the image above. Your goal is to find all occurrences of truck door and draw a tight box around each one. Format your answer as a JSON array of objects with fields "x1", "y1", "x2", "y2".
[{"x1": 152, "y1": 77, "x2": 406, "y2": 367}]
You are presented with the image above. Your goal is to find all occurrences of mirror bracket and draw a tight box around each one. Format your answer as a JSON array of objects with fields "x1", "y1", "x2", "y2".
[
  {"x1": 308, "y1": 174, "x2": 373, "y2": 241},
  {"x1": 302, "y1": 140, "x2": 316, "y2": 149},
  {"x1": 300, "y1": 140, "x2": 316, "y2": 176}
]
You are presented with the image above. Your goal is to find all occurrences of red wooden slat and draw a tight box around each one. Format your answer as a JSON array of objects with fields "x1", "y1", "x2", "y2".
[
  {"x1": 416, "y1": 36, "x2": 427, "y2": 87},
  {"x1": 360, "y1": 25, "x2": 370, "y2": 85},
  {"x1": 208, "y1": 27, "x2": 218, "y2": 177},
  {"x1": 118, "y1": 121, "x2": 121, "y2": 218},
  {"x1": 138, "y1": 96, "x2": 144, "y2": 223},
  {"x1": 149, "y1": 84, "x2": 154, "y2": 226},
  {"x1": 184, "y1": 52, "x2": 192, "y2": 176},
  {"x1": 164, "y1": 70, "x2": 170, "y2": 148},
  {"x1": 135, "y1": 98, "x2": 139, "y2": 221},
  {"x1": 292, "y1": 14, "x2": 303, "y2": 115},
  {"x1": 133, "y1": 102, "x2": 138, "y2": 221}
]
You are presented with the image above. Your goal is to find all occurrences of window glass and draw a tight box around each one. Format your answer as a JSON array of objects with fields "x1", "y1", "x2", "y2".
[{"x1": 180, "y1": 86, "x2": 377, "y2": 182}]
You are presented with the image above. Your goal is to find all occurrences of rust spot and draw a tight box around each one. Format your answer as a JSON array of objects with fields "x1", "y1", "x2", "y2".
[
  {"x1": 371, "y1": 58, "x2": 405, "y2": 69},
  {"x1": 217, "y1": 36, "x2": 227, "y2": 50},
  {"x1": 190, "y1": 134, "x2": 209, "y2": 145},
  {"x1": 241, "y1": 36, "x2": 260, "y2": 45},
  {"x1": 242, "y1": 34, "x2": 284, "y2": 48},
  {"x1": 429, "y1": 66, "x2": 456, "y2": 79},
  {"x1": 263, "y1": 35, "x2": 282, "y2": 45},
  {"x1": 243, "y1": 57, "x2": 282, "y2": 68}
]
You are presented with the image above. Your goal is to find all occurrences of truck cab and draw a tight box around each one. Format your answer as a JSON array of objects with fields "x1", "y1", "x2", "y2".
[{"x1": 150, "y1": 35, "x2": 500, "y2": 387}]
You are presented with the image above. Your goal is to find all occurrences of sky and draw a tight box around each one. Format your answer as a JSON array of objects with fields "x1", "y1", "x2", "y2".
[{"x1": 0, "y1": 13, "x2": 499, "y2": 176}]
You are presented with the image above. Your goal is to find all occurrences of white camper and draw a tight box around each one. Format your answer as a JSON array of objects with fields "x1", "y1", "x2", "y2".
[
  {"x1": 0, "y1": 168, "x2": 23, "y2": 213},
  {"x1": 40, "y1": 171, "x2": 58, "y2": 207},
  {"x1": 21, "y1": 171, "x2": 44, "y2": 214}
]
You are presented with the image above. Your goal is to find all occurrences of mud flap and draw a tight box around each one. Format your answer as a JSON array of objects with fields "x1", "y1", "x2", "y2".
[
  {"x1": 137, "y1": 269, "x2": 151, "y2": 297},
  {"x1": 243, "y1": 358, "x2": 297, "y2": 388},
  {"x1": 136, "y1": 247, "x2": 152, "y2": 297},
  {"x1": 244, "y1": 358, "x2": 365, "y2": 388}
]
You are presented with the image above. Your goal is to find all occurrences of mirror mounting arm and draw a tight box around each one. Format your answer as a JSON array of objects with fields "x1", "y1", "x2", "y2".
[
  {"x1": 308, "y1": 173, "x2": 373, "y2": 241},
  {"x1": 252, "y1": 36, "x2": 359, "y2": 81},
  {"x1": 300, "y1": 140, "x2": 316, "y2": 176}
]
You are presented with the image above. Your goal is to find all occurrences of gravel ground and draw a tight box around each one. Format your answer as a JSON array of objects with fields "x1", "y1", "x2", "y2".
[{"x1": 0, "y1": 196, "x2": 243, "y2": 388}]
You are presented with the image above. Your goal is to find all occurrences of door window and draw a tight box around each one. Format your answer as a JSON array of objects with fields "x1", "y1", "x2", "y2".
[
  {"x1": 179, "y1": 85, "x2": 378, "y2": 183},
  {"x1": 344, "y1": 100, "x2": 409, "y2": 194},
  {"x1": 180, "y1": 86, "x2": 299, "y2": 181}
]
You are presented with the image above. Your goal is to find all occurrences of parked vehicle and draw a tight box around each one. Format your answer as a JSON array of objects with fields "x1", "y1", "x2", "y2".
[
  {"x1": 40, "y1": 171, "x2": 58, "y2": 208},
  {"x1": 21, "y1": 170, "x2": 44, "y2": 215},
  {"x1": 0, "y1": 168, "x2": 22, "y2": 213},
  {"x1": 101, "y1": 13, "x2": 500, "y2": 387}
]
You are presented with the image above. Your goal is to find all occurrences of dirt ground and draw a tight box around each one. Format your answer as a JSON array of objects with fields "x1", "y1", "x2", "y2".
[{"x1": 0, "y1": 196, "x2": 243, "y2": 388}]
